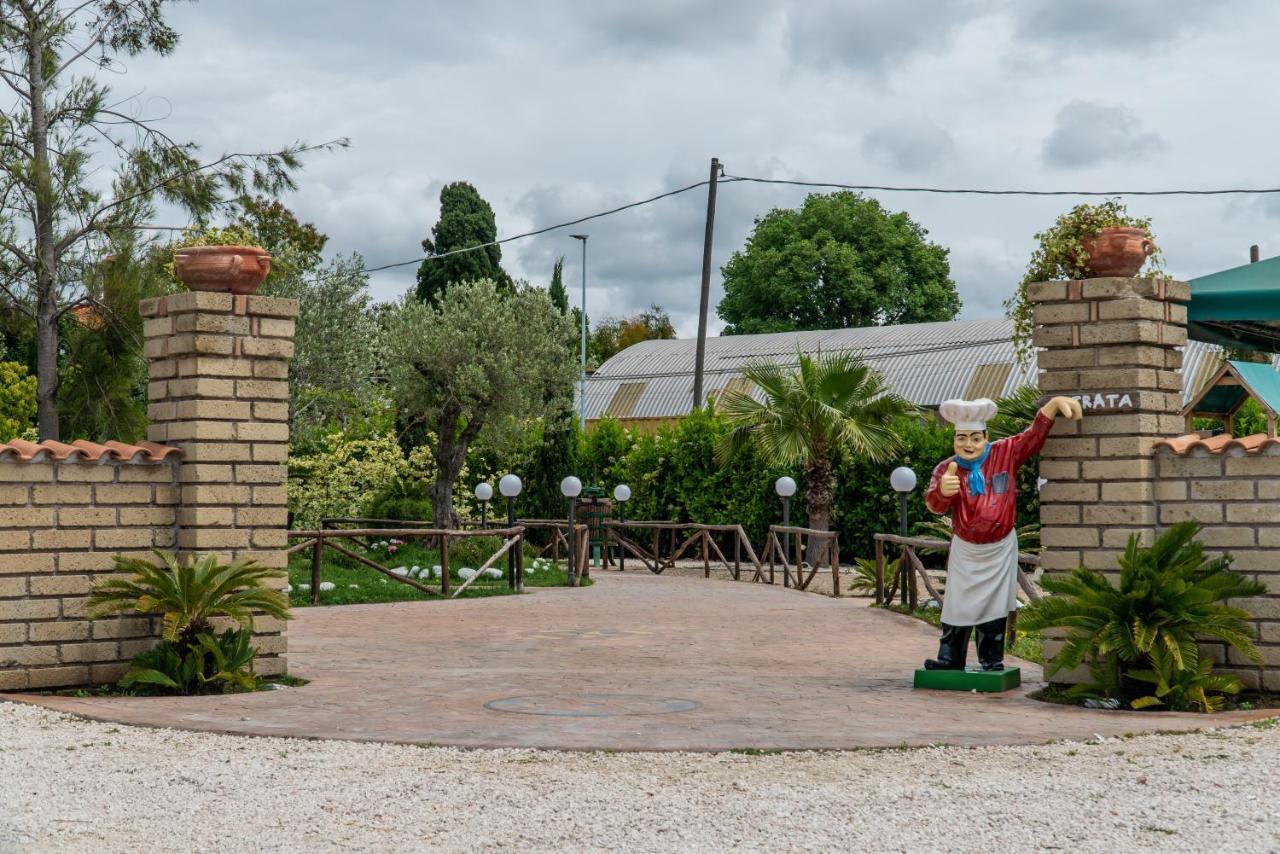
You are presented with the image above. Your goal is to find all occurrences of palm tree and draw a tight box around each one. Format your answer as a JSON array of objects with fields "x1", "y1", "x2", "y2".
[{"x1": 717, "y1": 351, "x2": 916, "y2": 532}]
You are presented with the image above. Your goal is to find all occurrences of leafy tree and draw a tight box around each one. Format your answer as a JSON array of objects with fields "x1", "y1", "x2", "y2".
[
  {"x1": 385, "y1": 280, "x2": 576, "y2": 527},
  {"x1": 589, "y1": 304, "x2": 676, "y2": 365},
  {"x1": 549, "y1": 256, "x2": 569, "y2": 314},
  {"x1": 58, "y1": 244, "x2": 158, "y2": 441},
  {"x1": 415, "y1": 182, "x2": 511, "y2": 303},
  {"x1": 0, "y1": 1, "x2": 338, "y2": 439},
  {"x1": 718, "y1": 351, "x2": 916, "y2": 532},
  {"x1": 264, "y1": 254, "x2": 384, "y2": 449},
  {"x1": 717, "y1": 191, "x2": 959, "y2": 334}
]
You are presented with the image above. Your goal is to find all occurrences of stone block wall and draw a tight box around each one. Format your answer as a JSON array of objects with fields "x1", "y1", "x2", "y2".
[
  {"x1": 1031, "y1": 277, "x2": 1189, "y2": 577},
  {"x1": 1154, "y1": 444, "x2": 1280, "y2": 691},
  {"x1": 0, "y1": 456, "x2": 177, "y2": 690},
  {"x1": 0, "y1": 289, "x2": 297, "y2": 692},
  {"x1": 1031, "y1": 275, "x2": 1280, "y2": 690}
]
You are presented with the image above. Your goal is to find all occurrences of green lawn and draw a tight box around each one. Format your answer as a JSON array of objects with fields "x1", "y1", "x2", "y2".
[{"x1": 286, "y1": 535, "x2": 588, "y2": 607}]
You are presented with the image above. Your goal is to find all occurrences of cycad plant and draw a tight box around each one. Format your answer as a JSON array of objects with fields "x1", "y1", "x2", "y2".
[
  {"x1": 89, "y1": 551, "x2": 291, "y2": 695},
  {"x1": 89, "y1": 551, "x2": 291, "y2": 644},
  {"x1": 1019, "y1": 522, "x2": 1263, "y2": 711},
  {"x1": 717, "y1": 351, "x2": 916, "y2": 532}
]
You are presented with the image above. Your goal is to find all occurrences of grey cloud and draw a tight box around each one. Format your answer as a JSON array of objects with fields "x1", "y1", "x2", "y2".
[
  {"x1": 1008, "y1": 0, "x2": 1216, "y2": 51},
  {"x1": 1041, "y1": 101, "x2": 1165, "y2": 169},
  {"x1": 785, "y1": 0, "x2": 993, "y2": 75},
  {"x1": 575, "y1": 0, "x2": 777, "y2": 54},
  {"x1": 861, "y1": 117, "x2": 955, "y2": 172}
]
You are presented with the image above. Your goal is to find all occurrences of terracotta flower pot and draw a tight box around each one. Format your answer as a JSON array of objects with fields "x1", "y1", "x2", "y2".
[
  {"x1": 173, "y1": 245, "x2": 272, "y2": 295},
  {"x1": 1077, "y1": 226, "x2": 1153, "y2": 278}
]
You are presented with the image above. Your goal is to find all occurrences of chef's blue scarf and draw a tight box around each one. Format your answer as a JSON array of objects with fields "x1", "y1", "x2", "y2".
[{"x1": 954, "y1": 444, "x2": 990, "y2": 496}]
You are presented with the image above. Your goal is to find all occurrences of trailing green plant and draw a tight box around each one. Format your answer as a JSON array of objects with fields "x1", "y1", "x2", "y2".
[
  {"x1": 88, "y1": 551, "x2": 290, "y2": 645},
  {"x1": 121, "y1": 628, "x2": 260, "y2": 696},
  {"x1": 1018, "y1": 522, "x2": 1264, "y2": 711},
  {"x1": 1006, "y1": 200, "x2": 1164, "y2": 365}
]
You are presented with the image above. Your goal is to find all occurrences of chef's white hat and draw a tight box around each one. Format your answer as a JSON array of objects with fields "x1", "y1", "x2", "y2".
[{"x1": 939, "y1": 398, "x2": 998, "y2": 431}]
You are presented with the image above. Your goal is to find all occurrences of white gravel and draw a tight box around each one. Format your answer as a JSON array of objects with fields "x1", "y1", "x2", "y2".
[{"x1": 1, "y1": 701, "x2": 1277, "y2": 852}]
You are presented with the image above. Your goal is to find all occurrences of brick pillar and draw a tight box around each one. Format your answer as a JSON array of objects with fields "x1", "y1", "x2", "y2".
[
  {"x1": 139, "y1": 290, "x2": 298, "y2": 676},
  {"x1": 1031, "y1": 277, "x2": 1190, "y2": 581}
]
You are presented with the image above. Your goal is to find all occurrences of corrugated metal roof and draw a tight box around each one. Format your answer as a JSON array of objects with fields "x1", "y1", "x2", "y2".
[{"x1": 583, "y1": 318, "x2": 1266, "y2": 421}]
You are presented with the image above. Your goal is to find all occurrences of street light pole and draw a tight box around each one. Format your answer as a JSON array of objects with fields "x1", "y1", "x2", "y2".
[
  {"x1": 571, "y1": 234, "x2": 589, "y2": 430},
  {"x1": 890, "y1": 467, "x2": 918, "y2": 607},
  {"x1": 774, "y1": 476, "x2": 797, "y2": 588},
  {"x1": 561, "y1": 476, "x2": 583, "y2": 587}
]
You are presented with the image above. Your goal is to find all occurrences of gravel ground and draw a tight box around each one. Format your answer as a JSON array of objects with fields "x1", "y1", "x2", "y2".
[{"x1": 1, "y1": 701, "x2": 1277, "y2": 853}]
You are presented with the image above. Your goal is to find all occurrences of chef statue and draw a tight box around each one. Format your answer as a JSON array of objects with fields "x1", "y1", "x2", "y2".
[{"x1": 923, "y1": 395, "x2": 1083, "y2": 672}]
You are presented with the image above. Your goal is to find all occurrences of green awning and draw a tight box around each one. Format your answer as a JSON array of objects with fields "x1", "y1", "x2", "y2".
[{"x1": 1188, "y1": 257, "x2": 1280, "y2": 352}]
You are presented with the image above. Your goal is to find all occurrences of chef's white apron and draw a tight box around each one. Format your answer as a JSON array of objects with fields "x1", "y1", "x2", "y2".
[{"x1": 940, "y1": 529, "x2": 1020, "y2": 627}]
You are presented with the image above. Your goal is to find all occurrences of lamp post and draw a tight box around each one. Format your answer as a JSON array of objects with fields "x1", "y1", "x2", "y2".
[
  {"x1": 474, "y1": 482, "x2": 493, "y2": 529},
  {"x1": 499, "y1": 474, "x2": 522, "y2": 589},
  {"x1": 571, "y1": 233, "x2": 589, "y2": 431},
  {"x1": 561, "y1": 475, "x2": 583, "y2": 586},
  {"x1": 613, "y1": 483, "x2": 631, "y2": 571},
  {"x1": 890, "y1": 466, "x2": 918, "y2": 605},
  {"x1": 775, "y1": 475, "x2": 797, "y2": 586}
]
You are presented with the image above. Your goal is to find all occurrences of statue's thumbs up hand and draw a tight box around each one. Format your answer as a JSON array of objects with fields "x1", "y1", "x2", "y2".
[{"x1": 940, "y1": 460, "x2": 961, "y2": 497}]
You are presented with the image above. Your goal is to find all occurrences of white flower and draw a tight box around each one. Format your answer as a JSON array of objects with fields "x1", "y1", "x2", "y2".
[
  {"x1": 390, "y1": 566, "x2": 409, "y2": 576},
  {"x1": 298, "y1": 583, "x2": 311, "y2": 591},
  {"x1": 281, "y1": 584, "x2": 292, "y2": 593},
  {"x1": 482, "y1": 567, "x2": 502, "y2": 579},
  {"x1": 318, "y1": 581, "x2": 335, "y2": 592},
  {"x1": 525, "y1": 564, "x2": 536, "y2": 575},
  {"x1": 348, "y1": 584, "x2": 360, "y2": 589},
  {"x1": 408, "y1": 565, "x2": 422, "y2": 578},
  {"x1": 458, "y1": 568, "x2": 477, "y2": 580},
  {"x1": 431, "y1": 565, "x2": 443, "y2": 578}
]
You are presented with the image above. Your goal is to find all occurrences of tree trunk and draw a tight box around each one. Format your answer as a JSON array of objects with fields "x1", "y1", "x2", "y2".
[
  {"x1": 804, "y1": 450, "x2": 835, "y2": 566},
  {"x1": 428, "y1": 407, "x2": 483, "y2": 529},
  {"x1": 27, "y1": 12, "x2": 60, "y2": 440}
]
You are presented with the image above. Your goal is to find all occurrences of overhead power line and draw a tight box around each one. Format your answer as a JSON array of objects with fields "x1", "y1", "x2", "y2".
[
  {"x1": 362, "y1": 178, "x2": 713, "y2": 273},
  {"x1": 363, "y1": 172, "x2": 1280, "y2": 276},
  {"x1": 721, "y1": 175, "x2": 1280, "y2": 197}
]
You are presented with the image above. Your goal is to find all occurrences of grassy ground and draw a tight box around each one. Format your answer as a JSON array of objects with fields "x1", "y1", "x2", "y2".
[
  {"x1": 879, "y1": 603, "x2": 1045, "y2": 665},
  {"x1": 287, "y1": 536, "x2": 590, "y2": 607}
]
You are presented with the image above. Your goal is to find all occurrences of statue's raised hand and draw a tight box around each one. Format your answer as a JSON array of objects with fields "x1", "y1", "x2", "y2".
[{"x1": 939, "y1": 461, "x2": 961, "y2": 497}]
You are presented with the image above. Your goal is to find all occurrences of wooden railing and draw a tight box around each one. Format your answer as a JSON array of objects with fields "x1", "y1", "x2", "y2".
[
  {"x1": 517, "y1": 520, "x2": 590, "y2": 581},
  {"x1": 871, "y1": 533, "x2": 1041, "y2": 609},
  {"x1": 760, "y1": 525, "x2": 842, "y2": 597},
  {"x1": 287, "y1": 526, "x2": 525, "y2": 602},
  {"x1": 603, "y1": 521, "x2": 763, "y2": 581}
]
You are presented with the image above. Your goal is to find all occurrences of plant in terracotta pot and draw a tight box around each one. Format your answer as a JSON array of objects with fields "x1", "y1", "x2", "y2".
[
  {"x1": 167, "y1": 225, "x2": 272, "y2": 296},
  {"x1": 1005, "y1": 199, "x2": 1163, "y2": 364}
]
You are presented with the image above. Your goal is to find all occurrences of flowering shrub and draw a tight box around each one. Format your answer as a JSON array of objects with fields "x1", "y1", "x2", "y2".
[{"x1": 287, "y1": 432, "x2": 456, "y2": 529}]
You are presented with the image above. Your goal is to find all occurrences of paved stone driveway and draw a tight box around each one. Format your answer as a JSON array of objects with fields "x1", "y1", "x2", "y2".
[{"x1": 15, "y1": 573, "x2": 1271, "y2": 750}]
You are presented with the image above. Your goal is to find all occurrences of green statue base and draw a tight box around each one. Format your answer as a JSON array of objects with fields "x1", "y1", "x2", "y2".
[{"x1": 913, "y1": 666, "x2": 1021, "y2": 693}]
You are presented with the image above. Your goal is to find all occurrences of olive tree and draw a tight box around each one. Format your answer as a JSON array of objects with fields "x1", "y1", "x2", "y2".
[{"x1": 385, "y1": 280, "x2": 577, "y2": 527}]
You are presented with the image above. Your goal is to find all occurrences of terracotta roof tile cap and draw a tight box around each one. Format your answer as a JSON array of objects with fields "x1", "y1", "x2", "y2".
[{"x1": 0, "y1": 438, "x2": 181, "y2": 464}]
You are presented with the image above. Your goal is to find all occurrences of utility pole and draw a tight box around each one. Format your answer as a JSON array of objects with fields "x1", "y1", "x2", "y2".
[
  {"x1": 692, "y1": 157, "x2": 721, "y2": 410},
  {"x1": 571, "y1": 234, "x2": 589, "y2": 430}
]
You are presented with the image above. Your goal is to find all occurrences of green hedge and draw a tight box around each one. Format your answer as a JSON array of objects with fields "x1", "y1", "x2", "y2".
[{"x1": 364, "y1": 399, "x2": 1042, "y2": 560}]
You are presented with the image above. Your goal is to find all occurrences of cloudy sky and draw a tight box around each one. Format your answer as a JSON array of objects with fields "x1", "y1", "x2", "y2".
[{"x1": 122, "y1": 0, "x2": 1280, "y2": 336}]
